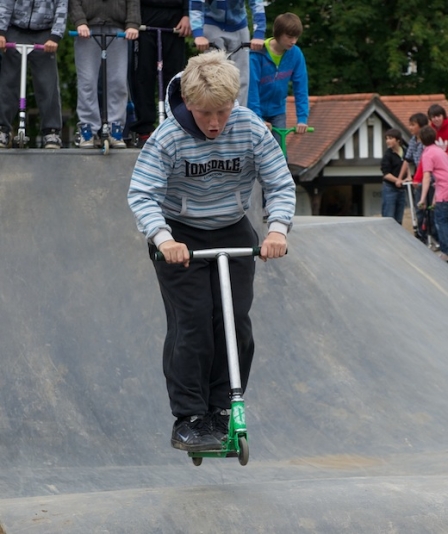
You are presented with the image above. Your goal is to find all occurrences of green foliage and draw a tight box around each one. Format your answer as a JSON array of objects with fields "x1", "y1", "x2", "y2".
[
  {"x1": 58, "y1": 33, "x2": 78, "y2": 119},
  {"x1": 52, "y1": 0, "x2": 448, "y2": 119},
  {"x1": 266, "y1": 0, "x2": 448, "y2": 96}
]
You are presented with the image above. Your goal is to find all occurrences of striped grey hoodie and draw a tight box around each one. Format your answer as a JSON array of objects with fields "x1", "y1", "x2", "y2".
[
  {"x1": 128, "y1": 73, "x2": 296, "y2": 247},
  {"x1": 0, "y1": 0, "x2": 67, "y2": 42}
]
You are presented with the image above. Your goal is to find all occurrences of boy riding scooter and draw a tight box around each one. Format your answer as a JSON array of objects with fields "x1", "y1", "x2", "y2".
[{"x1": 128, "y1": 51, "x2": 296, "y2": 454}]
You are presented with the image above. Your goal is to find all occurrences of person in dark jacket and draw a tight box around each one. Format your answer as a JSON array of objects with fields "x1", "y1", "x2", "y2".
[
  {"x1": 380, "y1": 128, "x2": 407, "y2": 224},
  {"x1": 0, "y1": 0, "x2": 67, "y2": 149},
  {"x1": 130, "y1": 0, "x2": 190, "y2": 148}
]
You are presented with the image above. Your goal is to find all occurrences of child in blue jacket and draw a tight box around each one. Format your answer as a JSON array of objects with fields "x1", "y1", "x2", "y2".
[{"x1": 248, "y1": 12, "x2": 309, "y2": 145}]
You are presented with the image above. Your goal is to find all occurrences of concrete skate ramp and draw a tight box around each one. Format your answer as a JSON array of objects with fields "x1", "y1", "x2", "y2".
[{"x1": 1, "y1": 151, "x2": 448, "y2": 533}]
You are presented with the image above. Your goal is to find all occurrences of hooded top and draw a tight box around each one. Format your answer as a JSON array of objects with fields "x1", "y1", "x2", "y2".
[
  {"x1": 128, "y1": 73, "x2": 296, "y2": 247},
  {"x1": 248, "y1": 42, "x2": 309, "y2": 125},
  {"x1": 0, "y1": 0, "x2": 67, "y2": 41},
  {"x1": 69, "y1": 0, "x2": 140, "y2": 30},
  {"x1": 190, "y1": 0, "x2": 266, "y2": 40}
]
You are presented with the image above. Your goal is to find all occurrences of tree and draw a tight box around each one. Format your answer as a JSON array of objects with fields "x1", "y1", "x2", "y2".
[{"x1": 265, "y1": 0, "x2": 448, "y2": 96}]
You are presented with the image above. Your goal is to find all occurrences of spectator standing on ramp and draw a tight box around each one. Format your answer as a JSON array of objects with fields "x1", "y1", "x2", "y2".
[
  {"x1": 69, "y1": 0, "x2": 140, "y2": 148},
  {"x1": 418, "y1": 125, "x2": 448, "y2": 263},
  {"x1": 247, "y1": 12, "x2": 309, "y2": 147},
  {"x1": 128, "y1": 51, "x2": 296, "y2": 452},
  {"x1": 130, "y1": 0, "x2": 190, "y2": 148},
  {"x1": 0, "y1": 0, "x2": 67, "y2": 149},
  {"x1": 190, "y1": 0, "x2": 266, "y2": 106},
  {"x1": 380, "y1": 128, "x2": 406, "y2": 224},
  {"x1": 396, "y1": 113, "x2": 430, "y2": 242}
]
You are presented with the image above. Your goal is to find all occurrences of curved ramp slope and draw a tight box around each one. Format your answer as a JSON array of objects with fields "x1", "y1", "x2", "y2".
[{"x1": 1, "y1": 152, "x2": 448, "y2": 533}]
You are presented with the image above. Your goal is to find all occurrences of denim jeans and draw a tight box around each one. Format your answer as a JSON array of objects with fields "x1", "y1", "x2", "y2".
[
  {"x1": 382, "y1": 183, "x2": 406, "y2": 224},
  {"x1": 435, "y1": 202, "x2": 448, "y2": 254}
]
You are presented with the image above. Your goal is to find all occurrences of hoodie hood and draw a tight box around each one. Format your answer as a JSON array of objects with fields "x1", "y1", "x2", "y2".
[{"x1": 165, "y1": 72, "x2": 238, "y2": 140}]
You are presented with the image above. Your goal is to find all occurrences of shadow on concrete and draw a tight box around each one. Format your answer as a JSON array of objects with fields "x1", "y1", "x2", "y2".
[{"x1": 1, "y1": 151, "x2": 448, "y2": 532}]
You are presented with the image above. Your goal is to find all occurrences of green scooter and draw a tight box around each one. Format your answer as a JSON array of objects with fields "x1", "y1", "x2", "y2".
[
  {"x1": 271, "y1": 125, "x2": 314, "y2": 157},
  {"x1": 155, "y1": 246, "x2": 261, "y2": 466}
]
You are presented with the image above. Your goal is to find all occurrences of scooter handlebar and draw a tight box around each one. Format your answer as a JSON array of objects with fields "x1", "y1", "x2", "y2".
[
  {"x1": 154, "y1": 246, "x2": 262, "y2": 262},
  {"x1": 68, "y1": 30, "x2": 126, "y2": 38},
  {"x1": 271, "y1": 126, "x2": 314, "y2": 134},
  {"x1": 5, "y1": 42, "x2": 45, "y2": 50},
  {"x1": 139, "y1": 25, "x2": 179, "y2": 33}
]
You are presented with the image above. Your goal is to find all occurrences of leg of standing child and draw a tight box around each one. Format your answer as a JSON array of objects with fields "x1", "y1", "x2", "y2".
[
  {"x1": 0, "y1": 27, "x2": 23, "y2": 134},
  {"x1": 28, "y1": 29, "x2": 63, "y2": 137},
  {"x1": 74, "y1": 28, "x2": 102, "y2": 134},
  {"x1": 434, "y1": 202, "x2": 448, "y2": 257},
  {"x1": 203, "y1": 25, "x2": 250, "y2": 106}
]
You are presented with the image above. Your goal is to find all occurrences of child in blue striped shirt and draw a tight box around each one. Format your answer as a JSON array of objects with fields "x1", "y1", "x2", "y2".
[{"x1": 128, "y1": 50, "x2": 295, "y2": 452}]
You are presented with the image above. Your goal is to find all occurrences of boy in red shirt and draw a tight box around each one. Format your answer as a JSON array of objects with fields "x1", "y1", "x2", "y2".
[{"x1": 427, "y1": 103, "x2": 448, "y2": 152}]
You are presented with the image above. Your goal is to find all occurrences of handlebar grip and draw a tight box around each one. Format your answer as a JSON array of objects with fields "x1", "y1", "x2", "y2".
[
  {"x1": 154, "y1": 250, "x2": 194, "y2": 262},
  {"x1": 5, "y1": 42, "x2": 45, "y2": 50},
  {"x1": 68, "y1": 30, "x2": 126, "y2": 38},
  {"x1": 307, "y1": 127, "x2": 314, "y2": 132}
]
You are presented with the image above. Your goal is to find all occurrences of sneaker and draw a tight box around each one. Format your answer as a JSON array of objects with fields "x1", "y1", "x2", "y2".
[
  {"x1": 0, "y1": 130, "x2": 10, "y2": 148},
  {"x1": 78, "y1": 123, "x2": 95, "y2": 148},
  {"x1": 136, "y1": 133, "x2": 151, "y2": 149},
  {"x1": 43, "y1": 129, "x2": 62, "y2": 149},
  {"x1": 208, "y1": 408, "x2": 230, "y2": 441},
  {"x1": 109, "y1": 122, "x2": 126, "y2": 149},
  {"x1": 171, "y1": 415, "x2": 222, "y2": 452}
]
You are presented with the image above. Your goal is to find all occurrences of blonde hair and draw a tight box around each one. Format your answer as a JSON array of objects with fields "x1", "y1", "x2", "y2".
[{"x1": 181, "y1": 50, "x2": 240, "y2": 107}]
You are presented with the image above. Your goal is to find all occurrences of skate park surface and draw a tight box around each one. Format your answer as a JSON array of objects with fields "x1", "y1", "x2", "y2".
[{"x1": 1, "y1": 150, "x2": 448, "y2": 533}]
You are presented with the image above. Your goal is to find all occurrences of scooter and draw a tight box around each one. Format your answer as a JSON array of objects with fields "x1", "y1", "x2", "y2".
[
  {"x1": 4, "y1": 42, "x2": 45, "y2": 148},
  {"x1": 271, "y1": 125, "x2": 315, "y2": 158},
  {"x1": 155, "y1": 246, "x2": 262, "y2": 466},
  {"x1": 208, "y1": 41, "x2": 252, "y2": 60},
  {"x1": 138, "y1": 26, "x2": 180, "y2": 126},
  {"x1": 403, "y1": 181, "x2": 419, "y2": 239},
  {"x1": 69, "y1": 30, "x2": 126, "y2": 154}
]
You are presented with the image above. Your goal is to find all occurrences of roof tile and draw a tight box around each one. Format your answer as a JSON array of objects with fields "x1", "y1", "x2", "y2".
[{"x1": 285, "y1": 93, "x2": 448, "y2": 173}]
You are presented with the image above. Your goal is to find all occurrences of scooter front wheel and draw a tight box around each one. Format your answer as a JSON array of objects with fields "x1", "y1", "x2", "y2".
[
  {"x1": 192, "y1": 457, "x2": 202, "y2": 467},
  {"x1": 18, "y1": 131, "x2": 25, "y2": 149},
  {"x1": 238, "y1": 436, "x2": 249, "y2": 466},
  {"x1": 102, "y1": 138, "x2": 110, "y2": 155}
]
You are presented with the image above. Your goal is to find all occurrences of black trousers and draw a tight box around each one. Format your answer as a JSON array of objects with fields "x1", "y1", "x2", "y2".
[
  {"x1": 150, "y1": 217, "x2": 258, "y2": 418},
  {"x1": 0, "y1": 27, "x2": 62, "y2": 133},
  {"x1": 130, "y1": 7, "x2": 187, "y2": 134}
]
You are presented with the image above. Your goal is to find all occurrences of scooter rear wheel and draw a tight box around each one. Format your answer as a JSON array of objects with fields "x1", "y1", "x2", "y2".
[
  {"x1": 238, "y1": 436, "x2": 249, "y2": 466},
  {"x1": 192, "y1": 457, "x2": 202, "y2": 467}
]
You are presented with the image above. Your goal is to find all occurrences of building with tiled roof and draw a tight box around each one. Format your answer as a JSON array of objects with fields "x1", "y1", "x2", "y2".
[{"x1": 283, "y1": 93, "x2": 448, "y2": 216}]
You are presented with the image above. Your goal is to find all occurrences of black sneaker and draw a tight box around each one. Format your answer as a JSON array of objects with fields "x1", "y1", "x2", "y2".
[
  {"x1": 42, "y1": 129, "x2": 62, "y2": 149},
  {"x1": 209, "y1": 408, "x2": 230, "y2": 441},
  {"x1": 171, "y1": 415, "x2": 222, "y2": 452}
]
